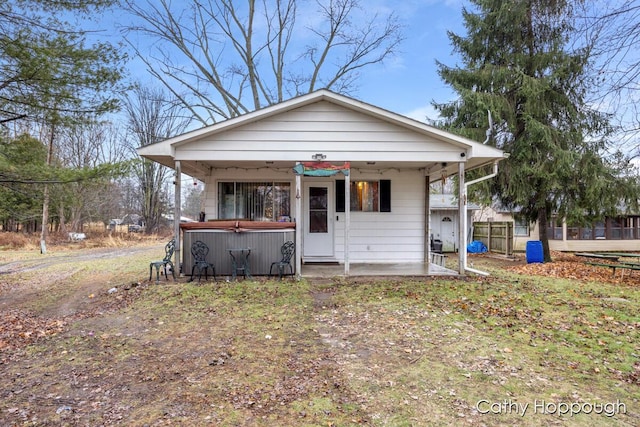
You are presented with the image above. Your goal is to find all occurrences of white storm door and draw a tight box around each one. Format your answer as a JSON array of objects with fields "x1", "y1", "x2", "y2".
[{"x1": 303, "y1": 182, "x2": 334, "y2": 257}]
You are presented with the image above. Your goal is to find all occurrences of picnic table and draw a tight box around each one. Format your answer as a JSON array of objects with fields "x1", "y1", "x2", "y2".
[
  {"x1": 584, "y1": 261, "x2": 640, "y2": 277},
  {"x1": 574, "y1": 252, "x2": 619, "y2": 261},
  {"x1": 596, "y1": 252, "x2": 640, "y2": 262},
  {"x1": 576, "y1": 252, "x2": 640, "y2": 277}
]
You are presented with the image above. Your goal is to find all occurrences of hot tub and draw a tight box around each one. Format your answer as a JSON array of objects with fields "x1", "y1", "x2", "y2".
[{"x1": 180, "y1": 221, "x2": 296, "y2": 277}]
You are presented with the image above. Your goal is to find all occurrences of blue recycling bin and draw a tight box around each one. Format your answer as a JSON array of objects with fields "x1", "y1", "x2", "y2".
[{"x1": 526, "y1": 240, "x2": 544, "y2": 263}]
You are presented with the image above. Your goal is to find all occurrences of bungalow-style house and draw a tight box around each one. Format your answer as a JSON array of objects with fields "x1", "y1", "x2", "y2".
[
  {"x1": 474, "y1": 204, "x2": 640, "y2": 252},
  {"x1": 137, "y1": 90, "x2": 506, "y2": 277}
]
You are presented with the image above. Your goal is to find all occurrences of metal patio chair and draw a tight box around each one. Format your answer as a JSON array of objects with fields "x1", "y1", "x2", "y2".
[
  {"x1": 269, "y1": 241, "x2": 295, "y2": 279},
  {"x1": 149, "y1": 238, "x2": 176, "y2": 283},
  {"x1": 190, "y1": 240, "x2": 217, "y2": 282}
]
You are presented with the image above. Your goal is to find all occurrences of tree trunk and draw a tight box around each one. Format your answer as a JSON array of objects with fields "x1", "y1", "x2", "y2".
[
  {"x1": 40, "y1": 126, "x2": 56, "y2": 253},
  {"x1": 58, "y1": 203, "x2": 67, "y2": 235},
  {"x1": 537, "y1": 206, "x2": 552, "y2": 262},
  {"x1": 40, "y1": 184, "x2": 49, "y2": 253}
]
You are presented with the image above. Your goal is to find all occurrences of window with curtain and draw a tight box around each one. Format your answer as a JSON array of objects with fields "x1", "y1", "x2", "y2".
[
  {"x1": 564, "y1": 217, "x2": 640, "y2": 240},
  {"x1": 350, "y1": 181, "x2": 379, "y2": 212},
  {"x1": 336, "y1": 180, "x2": 391, "y2": 212},
  {"x1": 623, "y1": 217, "x2": 635, "y2": 239},
  {"x1": 218, "y1": 182, "x2": 291, "y2": 221}
]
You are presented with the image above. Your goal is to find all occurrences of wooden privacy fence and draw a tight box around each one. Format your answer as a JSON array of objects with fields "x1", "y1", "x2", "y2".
[{"x1": 473, "y1": 221, "x2": 514, "y2": 256}]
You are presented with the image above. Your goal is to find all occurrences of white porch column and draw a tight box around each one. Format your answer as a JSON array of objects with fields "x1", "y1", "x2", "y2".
[
  {"x1": 424, "y1": 176, "x2": 430, "y2": 264},
  {"x1": 344, "y1": 169, "x2": 350, "y2": 276},
  {"x1": 295, "y1": 168, "x2": 302, "y2": 279},
  {"x1": 458, "y1": 162, "x2": 466, "y2": 274},
  {"x1": 174, "y1": 160, "x2": 182, "y2": 275}
]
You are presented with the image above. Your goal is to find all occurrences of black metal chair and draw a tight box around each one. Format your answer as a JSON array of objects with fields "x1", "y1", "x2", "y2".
[
  {"x1": 269, "y1": 241, "x2": 295, "y2": 279},
  {"x1": 149, "y1": 238, "x2": 176, "y2": 283},
  {"x1": 190, "y1": 240, "x2": 216, "y2": 282}
]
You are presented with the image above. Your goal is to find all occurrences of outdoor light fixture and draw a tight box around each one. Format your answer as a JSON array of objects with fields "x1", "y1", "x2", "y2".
[
  {"x1": 367, "y1": 161, "x2": 376, "y2": 165},
  {"x1": 311, "y1": 153, "x2": 326, "y2": 161}
]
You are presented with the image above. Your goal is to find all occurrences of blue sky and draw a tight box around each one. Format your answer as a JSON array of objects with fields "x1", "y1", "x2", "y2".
[{"x1": 352, "y1": 0, "x2": 466, "y2": 122}]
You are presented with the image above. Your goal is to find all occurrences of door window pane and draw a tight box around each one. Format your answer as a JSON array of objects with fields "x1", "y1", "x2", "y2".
[
  {"x1": 309, "y1": 211, "x2": 328, "y2": 233},
  {"x1": 309, "y1": 187, "x2": 328, "y2": 233},
  {"x1": 309, "y1": 187, "x2": 328, "y2": 209}
]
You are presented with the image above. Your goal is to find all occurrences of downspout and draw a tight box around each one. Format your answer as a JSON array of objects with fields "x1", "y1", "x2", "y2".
[{"x1": 462, "y1": 111, "x2": 499, "y2": 276}]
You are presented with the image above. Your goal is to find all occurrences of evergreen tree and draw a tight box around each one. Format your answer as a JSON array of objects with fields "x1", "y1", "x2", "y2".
[
  {"x1": 434, "y1": 0, "x2": 639, "y2": 261},
  {"x1": 0, "y1": 134, "x2": 47, "y2": 231},
  {"x1": 0, "y1": 0, "x2": 124, "y2": 125},
  {"x1": 0, "y1": 1, "x2": 127, "y2": 247},
  {"x1": 183, "y1": 184, "x2": 204, "y2": 221}
]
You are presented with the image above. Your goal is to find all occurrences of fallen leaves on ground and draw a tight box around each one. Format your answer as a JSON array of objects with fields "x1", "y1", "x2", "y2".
[
  {"x1": 508, "y1": 252, "x2": 640, "y2": 286},
  {"x1": 0, "y1": 309, "x2": 67, "y2": 360},
  {"x1": 0, "y1": 281, "x2": 148, "y2": 364}
]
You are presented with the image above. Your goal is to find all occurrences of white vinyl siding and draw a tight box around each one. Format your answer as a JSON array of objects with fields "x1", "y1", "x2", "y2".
[
  {"x1": 334, "y1": 169, "x2": 425, "y2": 262},
  {"x1": 204, "y1": 168, "x2": 426, "y2": 263},
  {"x1": 176, "y1": 101, "x2": 461, "y2": 163}
]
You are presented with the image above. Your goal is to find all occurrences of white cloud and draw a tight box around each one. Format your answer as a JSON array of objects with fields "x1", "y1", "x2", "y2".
[{"x1": 402, "y1": 104, "x2": 441, "y2": 123}]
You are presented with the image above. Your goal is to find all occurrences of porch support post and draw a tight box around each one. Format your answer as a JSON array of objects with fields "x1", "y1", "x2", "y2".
[
  {"x1": 344, "y1": 169, "x2": 350, "y2": 276},
  {"x1": 424, "y1": 175, "x2": 430, "y2": 264},
  {"x1": 295, "y1": 167, "x2": 302, "y2": 279},
  {"x1": 458, "y1": 162, "x2": 466, "y2": 274},
  {"x1": 174, "y1": 160, "x2": 182, "y2": 276}
]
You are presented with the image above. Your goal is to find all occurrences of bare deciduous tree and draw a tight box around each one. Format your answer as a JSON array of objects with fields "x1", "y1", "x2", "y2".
[
  {"x1": 122, "y1": 0, "x2": 403, "y2": 124},
  {"x1": 55, "y1": 123, "x2": 129, "y2": 232},
  {"x1": 123, "y1": 85, "x2": 191, "y2": 234},
  {"x1": 577, "y1": 1, "x2": 640, "y2": 152}
]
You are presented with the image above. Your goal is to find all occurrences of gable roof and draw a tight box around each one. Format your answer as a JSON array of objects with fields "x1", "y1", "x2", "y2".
[{"x1": 137, "y1": 89, "x2": 506, "y2": 180}]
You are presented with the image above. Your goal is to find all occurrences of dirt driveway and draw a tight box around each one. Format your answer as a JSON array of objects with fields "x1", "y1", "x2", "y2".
[{"x1": 0, "y1": 244, "x2": 161, "y2": 317}]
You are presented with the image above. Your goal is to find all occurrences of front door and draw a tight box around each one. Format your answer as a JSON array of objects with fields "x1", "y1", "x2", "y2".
[{"x1": 303, "y1": 182, "x2": 334, "y2": 258}]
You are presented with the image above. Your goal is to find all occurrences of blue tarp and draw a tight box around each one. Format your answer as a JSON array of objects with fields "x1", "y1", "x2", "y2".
[{"x1": 467, "y1": 240, "x2": 488, "y2": 253}]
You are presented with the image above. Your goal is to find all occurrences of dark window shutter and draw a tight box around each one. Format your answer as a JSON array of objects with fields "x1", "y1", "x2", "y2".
[
  {"x1": 336, "y1": 180, "x2": 345, "y2": 212},
  {"x1": 380, "y1": 179, "x2": 391, "y2": 212}
]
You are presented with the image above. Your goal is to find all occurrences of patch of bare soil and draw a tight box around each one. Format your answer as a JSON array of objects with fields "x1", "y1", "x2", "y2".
[{"x1": 0, "y1": 244, "x2": 161, "y2": 361}]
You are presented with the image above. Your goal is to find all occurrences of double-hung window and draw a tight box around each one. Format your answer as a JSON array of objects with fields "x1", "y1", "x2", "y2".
[{"x1": 218, "y1": 182, "x2": 291, "y2": 221}]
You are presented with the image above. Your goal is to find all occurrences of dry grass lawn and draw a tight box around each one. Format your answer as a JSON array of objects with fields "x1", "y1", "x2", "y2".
[{"x1": 0, "y1": 236, "x2": 638, "y2": 426}]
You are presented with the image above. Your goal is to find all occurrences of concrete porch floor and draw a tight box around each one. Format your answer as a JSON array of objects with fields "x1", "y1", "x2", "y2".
[{"x1": 300, "y1": 261, "x2": 459, "y2": 278}]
